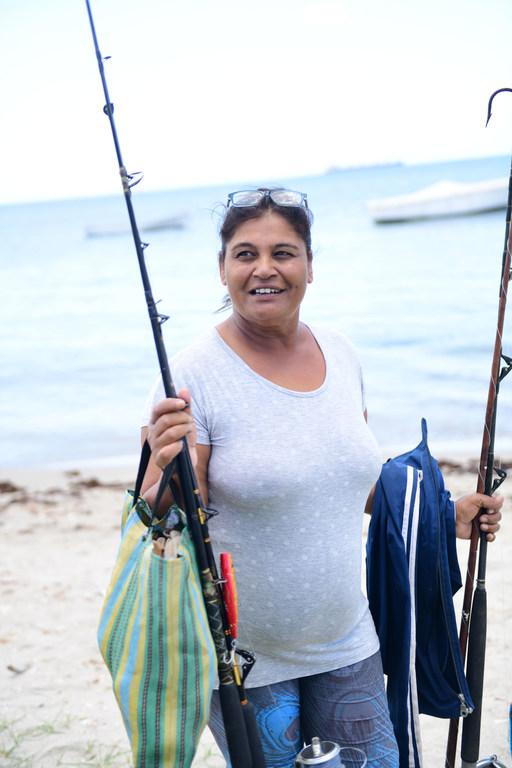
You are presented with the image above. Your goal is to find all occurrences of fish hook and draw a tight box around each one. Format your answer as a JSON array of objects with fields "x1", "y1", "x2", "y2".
[{"x1": 486, "y1": 88, "x2": 512, "y2": 127}]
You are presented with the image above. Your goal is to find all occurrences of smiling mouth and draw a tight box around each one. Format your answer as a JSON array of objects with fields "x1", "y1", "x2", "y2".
[{"x1": 250, "y1": 288, "x2": 284, "y2": 295}]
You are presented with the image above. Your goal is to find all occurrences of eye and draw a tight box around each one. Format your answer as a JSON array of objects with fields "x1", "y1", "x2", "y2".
[
  {"x1": 234, "y1": 249, "x2": 256, "y2": 261},
  {"x1": 274, "y1": 249, "x2": 296, "y2": 260}
]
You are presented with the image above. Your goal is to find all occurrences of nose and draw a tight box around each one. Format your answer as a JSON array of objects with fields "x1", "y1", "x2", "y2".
[{"x1": 253, "y1": 253, "x2": 277, "y2": 278}]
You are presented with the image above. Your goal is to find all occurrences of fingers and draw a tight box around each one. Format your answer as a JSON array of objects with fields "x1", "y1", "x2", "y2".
[
  {"x1": 474, "y1": 493, "x2": 503, "y2": 542},
  {"x1": 479, "y1": 494, "x2": 504, "y2": 541},
  {"x1": 479, "y1": 495, "x2": 503, "y2": 541},
  {"x1": 147, "y1": 392, "x2": 196, "y2": 470},
  {"x1": 478, "y1": 492, "x2": 504, "y2": 512},
  {"x1": 150, "y1": 388, "x2": 191, "y2": 420},
  {"x1": 455, "y1": 492, "x2": 504, "y2": 542},
  {"x1": 150, "y1": 399, "x2": 190, "y2": 432}
]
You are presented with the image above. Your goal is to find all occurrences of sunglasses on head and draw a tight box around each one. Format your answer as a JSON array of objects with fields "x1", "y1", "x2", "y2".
[{"x1": 227, "y1": 189, "x2": 308, "y2": 209}]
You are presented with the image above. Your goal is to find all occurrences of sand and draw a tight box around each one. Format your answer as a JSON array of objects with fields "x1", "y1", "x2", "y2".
[{"x1": 0, "y1": 460, "x2": 510, "y2": 768}]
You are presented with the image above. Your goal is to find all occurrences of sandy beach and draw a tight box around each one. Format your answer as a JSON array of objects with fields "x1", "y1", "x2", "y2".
[{"x1": 1, "y1": 459, "x2": 510, "y2": 768}]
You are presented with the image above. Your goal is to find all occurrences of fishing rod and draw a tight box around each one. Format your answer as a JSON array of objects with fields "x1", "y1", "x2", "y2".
[
  {"x1": 84, "y1": 3, "x2": 266, "y2": 767},
  {"x1": 445, "y1": 87, "x2": 512, "y2": 768}
]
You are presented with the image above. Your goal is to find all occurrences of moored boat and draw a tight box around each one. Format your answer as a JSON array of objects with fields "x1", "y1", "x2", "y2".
[
  {"x1": 366, "y1": 177, "x2": 508, "y2": 223},
  {"x1": 85, "y1": 214, "x2": 187, "y2": 237}
]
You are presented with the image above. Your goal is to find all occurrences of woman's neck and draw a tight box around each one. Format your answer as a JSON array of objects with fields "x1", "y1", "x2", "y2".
[
  {"x1": 217, "y1": 312, "x2": 304, "y2": 353},
  {"x1": 215, "y1": 314, "x2": 325, "y2": 392}
]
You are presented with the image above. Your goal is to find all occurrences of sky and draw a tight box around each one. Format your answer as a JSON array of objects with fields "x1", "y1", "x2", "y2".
[{"x1": 1, "y1": 0, "x2": 512, "y2": 206}]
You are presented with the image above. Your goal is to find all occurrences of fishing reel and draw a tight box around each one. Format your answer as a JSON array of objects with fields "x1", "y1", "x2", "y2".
[
  {"x1": 473, "y1": 756, "x2": 507, "y2": 768},
  {"x1": 295, "y1": 737, "x2": 367, "y2": 767}
]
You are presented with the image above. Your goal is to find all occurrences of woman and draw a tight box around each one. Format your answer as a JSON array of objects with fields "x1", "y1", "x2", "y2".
[{"x1": 140, "y1": 188, "x2": 502, "y2": 768}]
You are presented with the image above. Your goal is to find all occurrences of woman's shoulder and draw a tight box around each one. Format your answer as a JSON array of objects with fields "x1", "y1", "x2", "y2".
[
  {"x1": 308, "y1": 325, "x2": 363, "y2": 383},
  {"x1": 171, "y1": 328, "x2": 221, "y2": 369},
  {"x1": 309, "y1": 325, "x2": 359, "y2": 357},
  {"x1": 142, "y1": 329, "x2": 223, "y2": 423},
  {"x1": 170, "y1": 327, "x2": 246, "y2": 393}
]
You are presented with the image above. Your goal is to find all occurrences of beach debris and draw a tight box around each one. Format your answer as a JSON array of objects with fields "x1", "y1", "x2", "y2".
[
  {"x1": 0, "y1": 473, "x2": 129, "y2": 516},
  {"x1": 69, "y1": 476, "x2": 127, "y2": 491},
  {"x1": 438, "y1": 459, "x2": 512, "y2": 475},
  {"x1": 0, "y1": 481, "x2": 24, "y2": 494},
  {"x1": 7, "y1": 663, "x2": 31, "y2": 675}
]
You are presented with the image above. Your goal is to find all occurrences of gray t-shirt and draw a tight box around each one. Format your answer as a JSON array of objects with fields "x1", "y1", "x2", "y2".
[{"x1": 142, "y1": 325, "x2": 382, "y2": 687}]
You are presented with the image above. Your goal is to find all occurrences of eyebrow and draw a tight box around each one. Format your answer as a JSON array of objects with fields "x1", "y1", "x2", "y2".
[{"x1": 231, "y1": 241, "x2": 301, "y2": 251}]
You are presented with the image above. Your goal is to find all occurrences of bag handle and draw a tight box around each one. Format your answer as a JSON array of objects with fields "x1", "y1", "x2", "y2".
[
  {"x1": 133, "y1": 438, "x2": 151, "y2": 506},
  {"x1": 132, "y1": 438, "x2": 179, "y2": 529}
]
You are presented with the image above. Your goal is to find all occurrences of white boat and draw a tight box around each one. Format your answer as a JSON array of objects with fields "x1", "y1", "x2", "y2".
[
  {"x1": 366, "y1": 177, "x2": 509, "y2": 223},
  {"x1": 85, "y1": 214, "x2": 187, "y2": 238}
]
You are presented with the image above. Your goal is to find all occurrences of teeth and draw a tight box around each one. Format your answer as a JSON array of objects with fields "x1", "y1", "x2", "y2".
[{"x1": 253, "y1": 288, "x2": 281, "y2": 294}]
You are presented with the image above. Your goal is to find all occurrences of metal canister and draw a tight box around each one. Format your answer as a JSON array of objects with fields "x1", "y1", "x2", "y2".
[{"x1": 295, "y1": 737, "x2": 342, "y2": 767}]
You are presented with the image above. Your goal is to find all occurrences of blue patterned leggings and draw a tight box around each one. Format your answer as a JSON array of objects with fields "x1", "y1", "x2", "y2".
[{"x1": 208, "y1": 651, "x2": 399, "y2": 768}]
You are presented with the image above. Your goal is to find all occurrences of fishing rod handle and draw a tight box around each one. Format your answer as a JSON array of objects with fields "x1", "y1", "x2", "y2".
[
  {"x1": 219, "y1": 681, "x2": 255, "y2": 768},
  {"x1": 241, "y1": 698, "x2": 267, "y2": 768},
  {"x1": 460, "y1": 581, "x2": 487, "y2": 767}
]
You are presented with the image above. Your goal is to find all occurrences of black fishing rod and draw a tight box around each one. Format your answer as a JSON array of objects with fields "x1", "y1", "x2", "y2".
[
  {"x1": 84, "y1": 3, "x2": 266, "y2": 766},
  {"x1": 445, "y1": 87, "x2": 512, "y2": 768}
]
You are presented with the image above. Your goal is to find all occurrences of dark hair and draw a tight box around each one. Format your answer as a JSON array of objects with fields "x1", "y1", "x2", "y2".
[{"x1": 218, "y1": 187, "x2": 314, "y2": 262}]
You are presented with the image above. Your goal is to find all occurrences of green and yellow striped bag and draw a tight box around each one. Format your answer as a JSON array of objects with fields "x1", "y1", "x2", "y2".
[{"x1": 98, "y1": 490, "x2": 216, "y2": 767}]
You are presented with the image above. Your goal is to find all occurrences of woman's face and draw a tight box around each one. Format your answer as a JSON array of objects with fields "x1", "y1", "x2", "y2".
[{"x1": 219, "y1": 211, "x2": 313, "y2": 330}]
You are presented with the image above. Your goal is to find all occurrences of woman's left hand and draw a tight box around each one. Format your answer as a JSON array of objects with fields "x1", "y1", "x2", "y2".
[{"x1": 455, "y1": 493, "x2": 503, "y2": 541}]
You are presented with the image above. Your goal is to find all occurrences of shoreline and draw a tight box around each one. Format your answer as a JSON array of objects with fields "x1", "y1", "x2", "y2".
[
  {"x1": 3, "y1": 444, "x2": 512, "y2": 477},
  {"x1": 1, "y1": 461, "x2": 510, "y2": 768}
]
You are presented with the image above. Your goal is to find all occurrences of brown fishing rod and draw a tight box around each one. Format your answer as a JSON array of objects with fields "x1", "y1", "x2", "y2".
[
  {"x1": 84, "y1": 3, "x2": 267, "y2": 766},
  {"x1": 445, "y1": 88, "x2": 512, "y2": 768}
]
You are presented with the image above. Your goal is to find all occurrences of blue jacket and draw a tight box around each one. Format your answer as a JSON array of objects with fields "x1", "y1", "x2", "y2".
[{"x1": 366, "y1": 419, "x2": 473, "y2": 768}]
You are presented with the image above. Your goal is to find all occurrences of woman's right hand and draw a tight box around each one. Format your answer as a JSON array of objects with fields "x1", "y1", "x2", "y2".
[{"x1": 146, "y1": 388, "x2": 197, "y2": 471}]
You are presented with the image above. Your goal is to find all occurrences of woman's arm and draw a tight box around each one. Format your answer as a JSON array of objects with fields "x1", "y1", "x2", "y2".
[
  {"x1": 364, "y1": 485, "x2": 502, "y2": 542},
  {"x1": 365, "y1": 485, "x2": 375, "y2": 516}
]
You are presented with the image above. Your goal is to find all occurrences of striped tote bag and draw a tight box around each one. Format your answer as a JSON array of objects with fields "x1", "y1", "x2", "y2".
[{"x1": 98, "y1": 491, "x2": 216, "y2": 767}]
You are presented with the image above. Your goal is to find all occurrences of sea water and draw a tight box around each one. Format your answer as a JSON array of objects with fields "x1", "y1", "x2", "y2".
[{"x1": 1, "y1": 154, "x2": 511, "y2": 470}]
